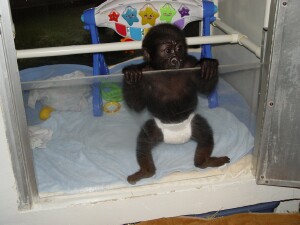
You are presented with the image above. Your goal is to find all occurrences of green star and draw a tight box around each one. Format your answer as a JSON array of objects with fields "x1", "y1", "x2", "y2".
[{"x1": 160, "y1": 3, "x2": 176, "y2": 23}]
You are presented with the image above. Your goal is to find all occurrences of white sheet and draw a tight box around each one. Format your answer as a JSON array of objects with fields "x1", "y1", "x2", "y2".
[{"x1": 21, "y1": 63, "x2": 255, "y2": 196}]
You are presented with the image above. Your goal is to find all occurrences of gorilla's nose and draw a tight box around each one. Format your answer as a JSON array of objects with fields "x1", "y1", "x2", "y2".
[{"x1": 170, "y1": 57, "x2": 179, "y2": 66}]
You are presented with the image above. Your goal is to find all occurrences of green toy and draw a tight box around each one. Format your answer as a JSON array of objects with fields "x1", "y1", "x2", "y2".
[{"x1": 100, "y1": 82, "x2": 123, "y2": 102}]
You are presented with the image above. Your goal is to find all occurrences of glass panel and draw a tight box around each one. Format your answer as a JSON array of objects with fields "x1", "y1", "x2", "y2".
[{"x1": 19, "y1": 64, "x2": 256, "y2": 197}]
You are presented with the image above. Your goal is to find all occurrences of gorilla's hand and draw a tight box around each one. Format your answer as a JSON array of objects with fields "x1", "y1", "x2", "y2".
[
  {"x1": 199, "y1": 58, "x2": 219, "y2": 81},
  {"x1": 122, "y1": 65, "x2": 142, "y2": 85}
]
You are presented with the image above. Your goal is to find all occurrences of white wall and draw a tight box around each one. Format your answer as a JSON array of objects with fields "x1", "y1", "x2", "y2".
[
  {"x1": 214, "y1": 0, "x2": 266, "y2": 64},
  {"x1": 213, "y1": 0, "x2": 267, "y2": 112}
]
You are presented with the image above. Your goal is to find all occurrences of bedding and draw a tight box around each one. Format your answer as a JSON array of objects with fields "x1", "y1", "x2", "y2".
[{"x1": 20, "y1": 61, "x2": 255, "y2": 196}]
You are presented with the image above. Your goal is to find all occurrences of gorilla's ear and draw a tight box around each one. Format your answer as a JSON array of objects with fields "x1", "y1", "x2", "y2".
[{"x1": 143, "y1": 48, "x2": 151, "y2": 63}]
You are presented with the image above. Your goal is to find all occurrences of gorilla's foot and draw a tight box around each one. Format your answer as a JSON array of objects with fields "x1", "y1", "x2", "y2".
[
  {"x1": 127, "y1": 169, "x2": 155, "y2": 185},
  {"x1": 195, "y1": 156, "x2": 230, "y2": 169}
]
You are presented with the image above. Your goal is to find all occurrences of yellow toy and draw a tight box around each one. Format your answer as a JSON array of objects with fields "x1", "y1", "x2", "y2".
[
  {"x1": 103, "y1": 102, "x2": 121, "y2": 114},
  {"x1": 39, "y1": 106, "x2": 55, "y2": 120}
]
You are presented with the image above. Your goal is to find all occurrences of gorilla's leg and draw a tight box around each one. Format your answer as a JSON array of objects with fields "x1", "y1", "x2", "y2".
[
  {"x1": 127, "y1": 119, "x2": 163, "y2": 184},
  {"x1": 191, "y1": 114, "x2": 230, "y2": 168}
]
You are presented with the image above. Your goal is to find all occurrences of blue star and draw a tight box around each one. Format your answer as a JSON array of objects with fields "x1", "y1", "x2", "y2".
[
  {"x1": 178, "y1": 5, "x2": 190, "y2": 17},
  {"x1": 122, "y1": 6, "x2": 139, "y2": 26}
]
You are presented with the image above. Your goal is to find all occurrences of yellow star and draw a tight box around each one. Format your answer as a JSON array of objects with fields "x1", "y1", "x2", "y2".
[{"x1": 139, "y1": 5, "x2": 160, "y2": 26}]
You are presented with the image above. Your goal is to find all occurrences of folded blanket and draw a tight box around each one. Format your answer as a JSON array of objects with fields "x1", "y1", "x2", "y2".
[
  {"x1": 28, "y1": 126, "x2": 53, "y2": 149},
  {"x1": 28, "y1": 70, "x2": 91, "y2": 111}
]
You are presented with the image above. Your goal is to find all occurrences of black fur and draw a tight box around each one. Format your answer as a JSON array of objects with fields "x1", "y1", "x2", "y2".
[{"x1": 122, "y1": 24, "x2": 230, "y2": 184}]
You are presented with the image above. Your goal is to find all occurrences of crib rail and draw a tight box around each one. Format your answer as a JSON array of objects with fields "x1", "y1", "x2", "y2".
[
  {"x1": 21, "y1": 63, "x2": 260, "y2": 91},
  {"x1": 16, "y1": 19, "x2": 261, "y2": 59},
  {"x1": 17, "y1": 34, "x2": 239, "y2": 59},
  {"x1": 21, "y1": 67, "x2": 201, "y2": 90}
]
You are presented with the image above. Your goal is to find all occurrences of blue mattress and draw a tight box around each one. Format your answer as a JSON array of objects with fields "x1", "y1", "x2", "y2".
[{"x1": 21, "y1": 61, "x2": 255, "y2": 196}]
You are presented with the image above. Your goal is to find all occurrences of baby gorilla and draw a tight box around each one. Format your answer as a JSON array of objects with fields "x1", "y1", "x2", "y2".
[{"x1": 122, "y1": 23, "x2": 230, "y2": 184}]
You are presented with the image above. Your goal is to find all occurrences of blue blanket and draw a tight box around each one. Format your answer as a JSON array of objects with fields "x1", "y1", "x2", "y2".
[{"x1": 21, "y1": 62, "x2": 254, "y2": 196}]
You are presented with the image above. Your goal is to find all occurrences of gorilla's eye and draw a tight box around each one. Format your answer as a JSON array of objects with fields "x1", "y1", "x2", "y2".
[
  {"x1": 165, "y1": 47, "x2": 172, "y2": 54},
  {"x1": 176, "y1": 44, "x2": 183, "y2": 53}
]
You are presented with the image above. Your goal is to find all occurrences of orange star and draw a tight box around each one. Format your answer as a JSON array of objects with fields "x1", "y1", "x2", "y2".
[{"x1": 139, "y1": 5, "x2": 159, "y2": 26}]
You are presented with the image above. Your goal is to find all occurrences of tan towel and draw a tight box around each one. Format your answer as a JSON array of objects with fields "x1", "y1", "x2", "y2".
[{"x1": 138, "y1": 213, "x2": 300, "y2": 225}]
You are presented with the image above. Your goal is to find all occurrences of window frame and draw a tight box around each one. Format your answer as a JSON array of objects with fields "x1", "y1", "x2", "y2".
[
  {"x1": 0, "y1": 0, "x2": 38, "y2": 209},
  {"x1": 2, "y1": 0, "x2": 299, "y2": 215},
  {"x1": 0, "y1": 0, "x2": 261, "y2": 209}
]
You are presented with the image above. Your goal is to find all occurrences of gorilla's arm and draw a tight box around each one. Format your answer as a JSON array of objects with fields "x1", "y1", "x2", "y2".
[
  {"x1": 122, "y1": 63, "x2": 147, "y2": 112},
  {"x1": 183, "y1": 55, "x2": 198, "y2": 68},
  {"x1": 192, "y1": 58, "x2": 219, "y2": 95}
]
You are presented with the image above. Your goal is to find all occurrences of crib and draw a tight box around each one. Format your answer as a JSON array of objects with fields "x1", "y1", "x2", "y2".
[
  {"x1": 17, "y1": 0, "x2": 256, "y2": 197},
  {"x1": 3, "y1": 0, "x2": 300, "y2": 224}
]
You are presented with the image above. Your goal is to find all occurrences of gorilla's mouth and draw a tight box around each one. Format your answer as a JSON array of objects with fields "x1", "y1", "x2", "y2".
[{"x1": 169, "y1": 57, "x2": 183, "y2": 69}]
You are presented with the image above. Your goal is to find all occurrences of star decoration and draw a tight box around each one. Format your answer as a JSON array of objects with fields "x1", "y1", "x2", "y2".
[
  {"x1": 122, "y1": 6, "x2": 139, "y2": 26},
  {"x1": 108, "y1": 10, "x2": 120, "y2": 22},
  {"x1": 139, "y1": 4, "x2": 160, "y2": 26},
  {"x1": 160, "y1": 3, "x2": 176, "y2": 23},
  {"x1": 178, "y1": 4, "x2": 190, "y2": 17}
]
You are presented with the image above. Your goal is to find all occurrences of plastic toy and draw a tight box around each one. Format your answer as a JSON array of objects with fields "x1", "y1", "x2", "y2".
[
  {"x1": 120, "y1": 37, "x2": 135, "y2": 54},
  {"x1": 81, "y1": 0, "x2": 218, "y2": 116},
  {"x1": 39, "y1": 106, "x2": 55, "y2": 120},
  {"x1": 103, "y1": 102, "x2": 121, "y2": 114},
  {"x1": 101, "y1": 82, "x2": 123, "y2": 102}
]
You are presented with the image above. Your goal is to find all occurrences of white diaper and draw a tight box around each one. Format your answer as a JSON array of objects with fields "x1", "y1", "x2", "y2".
[{"x1": 154, "y1": 113, "x2": 195, "y2": 144}]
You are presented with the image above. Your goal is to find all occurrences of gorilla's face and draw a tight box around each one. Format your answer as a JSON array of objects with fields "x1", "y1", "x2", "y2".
[
  {"x1": 156, "y1": 40, "x2": 185, "y2": 70},
  {"x1": 142, "y1": 23, "x2": 187, "y2": 70}
]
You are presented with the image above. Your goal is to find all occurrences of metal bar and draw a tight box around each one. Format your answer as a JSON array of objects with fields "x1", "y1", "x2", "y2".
[
  {"x1": 21, "y1": 63, "x2": 260, "y2": 91},
  {"x1": 264, "y1": 0, "x2": 272, "y2": 29},
  {"x1": 21, "y1": 68, "x2": 199, "y2": 90},
  {"x1": 214, "y1": 19, "x2": 261, "y2": 58},
  {"x1": 17, "y1": 34, "x2": 239, "y2": 59}
]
